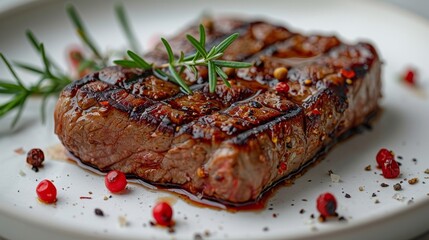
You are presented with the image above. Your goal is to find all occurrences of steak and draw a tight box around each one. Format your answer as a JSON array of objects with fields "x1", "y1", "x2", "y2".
[{"x1": 54, "y1": 18, "x2": 382, "y2": 205}]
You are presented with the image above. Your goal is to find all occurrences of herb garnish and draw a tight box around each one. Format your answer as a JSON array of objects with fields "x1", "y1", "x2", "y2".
[
  {"x1": 114, "y1": 24, "x2": 252, "y2": 94},
  {"x1": 66, "y1": 4, "x2": 109, "y2": 70},
  {"x1": 0, "y1": 40, "x2": 72, "y2": 126},
  {"x1": 0, "y1": 4, "x2": 251, "y2": 126},
  {"x1": 0, "y1": 4, "x2": 139, "y2": 126}
]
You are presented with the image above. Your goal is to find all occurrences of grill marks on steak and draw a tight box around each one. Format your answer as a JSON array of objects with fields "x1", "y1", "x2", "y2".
[{"x1": 55, "y1": 18, "x2": 381, "y2": 204}]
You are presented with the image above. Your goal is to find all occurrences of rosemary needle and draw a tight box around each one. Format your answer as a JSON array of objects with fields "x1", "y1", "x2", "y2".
[
  {"x1": 67, "y1": 4, "x2": 103, "y2": 62},
  {"x1": 115, "y1": 4, "x2": 141, "y2": 53}
]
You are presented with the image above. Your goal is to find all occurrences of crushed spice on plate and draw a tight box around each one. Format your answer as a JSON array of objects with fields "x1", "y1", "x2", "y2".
[{"x1": 408, "y1": 178, "x2": 419, "y2": 185}]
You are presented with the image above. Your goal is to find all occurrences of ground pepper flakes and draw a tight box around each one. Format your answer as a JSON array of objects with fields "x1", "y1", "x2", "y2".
[
  {"x1": 100, "y1": 101, "x2": 109, "y2": 107},
  {"x1": 14, "y1": 148, "x2": 25, "y2": 155},
  {"x1": 196, "y1": 168, "x2": 206, "y2": 178},
  {"x1": 275, "y1": 82, "x2": 290, "y2": 94},
  {"x1": 304, "y1": 79, "x2": 312, "y2": 85},
  {"x1": 345, "y1": 79, "x2": 353, "y2": 85},
  {"x1": 273, "y1": 67, "x2": 288, "y2": 81},
  {"x1": 393, "y1": 183, "x2": 402, "y2": 191},
  {"x1": 340, "y1": 69, "x2": 356, "y2": 79},
  {"x1": 408, "y1": 178, "x2": 419, "y2": 185},
  {"x1": 403, "y1": 68, "x2": 417, "y2": 86},
  {"x1": 94, "y1": 208, "x2": 104, "y2": 216}
]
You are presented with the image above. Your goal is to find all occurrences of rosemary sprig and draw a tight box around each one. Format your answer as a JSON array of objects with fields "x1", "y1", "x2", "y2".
[
  {"x1": 0, "y1": 37, "x2": 73, "y2": 126},
  {"x1": 66, "y1": 4, "x2": 104, "y2": 62},
  {"x1": 114, "y1": 24, "x2": 252, "y2": 94},
  {"x1": 0, "y1": 53, "x2": 29, "y2": 127},
  {"x1": 14, "y1": 31, "x2": 72, "y2": 92},
  {"x1": 0, "y1": 4, "x2": 139, "y2": 126},
  {"x1": 115, "y1": 4, "x2": 141, "y2": 53},
  {"x1": 1, "y1": 29, "x2": 73, "y2": 127}
]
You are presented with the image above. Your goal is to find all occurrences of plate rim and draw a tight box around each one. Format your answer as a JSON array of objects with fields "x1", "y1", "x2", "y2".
[{"x1": 1, "y1": 0, "x2": 429, "y2": 239}]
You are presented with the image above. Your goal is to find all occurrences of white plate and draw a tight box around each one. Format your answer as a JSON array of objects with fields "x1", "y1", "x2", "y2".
[{"x1": 1, "y1": 0, "x2": 429, "y2": 239}]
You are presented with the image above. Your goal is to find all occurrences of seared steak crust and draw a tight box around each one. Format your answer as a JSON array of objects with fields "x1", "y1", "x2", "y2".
[{"x1": 54, "y1": 18, "x2": 381, "y2": 204}]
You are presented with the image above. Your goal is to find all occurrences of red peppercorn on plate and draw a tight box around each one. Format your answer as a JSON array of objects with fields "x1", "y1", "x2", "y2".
[{"x1": 1, "y1": 0, "x2": 429, "y2": 240}]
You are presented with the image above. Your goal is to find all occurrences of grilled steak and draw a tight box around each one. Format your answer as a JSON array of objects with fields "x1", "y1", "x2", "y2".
[{"x1": 54, "y1": 18, "x2": 381, "y2": 205}]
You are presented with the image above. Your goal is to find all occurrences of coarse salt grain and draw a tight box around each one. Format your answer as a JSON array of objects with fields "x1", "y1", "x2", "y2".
[
  {"x1": 330, "y1": 173, "x2": 341, "y2": 183},
  {"x1": 392, "y1": 193, "x2": 406, "y2": 202},
  {"x1": 19, "y1": 170, "x2": 26, "y2": 177},
  {"x1": 304, "y1": 219, "x2": 315, "y2": 225},
  {"x1": 118, "y1": 216, "x2": 128, "y2": 227}
]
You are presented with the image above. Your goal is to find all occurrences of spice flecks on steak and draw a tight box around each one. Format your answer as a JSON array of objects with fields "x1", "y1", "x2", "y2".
[{"x1": 54, "y1": 17, "x2": 382, "y2": 204}]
